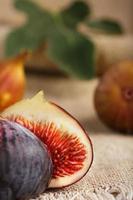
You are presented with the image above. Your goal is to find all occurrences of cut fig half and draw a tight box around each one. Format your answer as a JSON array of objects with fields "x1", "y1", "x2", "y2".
[{"x1": 2, "y1": 91, "x2": 93, "y2": 188}]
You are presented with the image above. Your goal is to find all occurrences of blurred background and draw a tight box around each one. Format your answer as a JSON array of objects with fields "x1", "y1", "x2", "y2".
[
  {"x1": 0, "y1": 0, "x2": 133, "y2": 32},
  {"x1": 0, "y1": 0, "x2": 133, "y2": 76},
  {"x1": 0, "y1": 0, "x2": 133, "y2": 127},
  {"x1": 0, "y1": 2, "x2": 133, "y2": 198}
]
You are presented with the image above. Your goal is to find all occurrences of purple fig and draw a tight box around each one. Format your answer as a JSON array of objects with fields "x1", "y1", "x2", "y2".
[{"x1": 0, "y1": 119, "x2": 53, "y2": 200}]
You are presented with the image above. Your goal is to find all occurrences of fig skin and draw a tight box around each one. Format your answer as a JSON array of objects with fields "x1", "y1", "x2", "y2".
[
  {"x1": 2, "y1": 91, "x2": 93, "y2": 188},
  {"x1": 94, "y1": 60, "x2": 133, "y2": 133},
  {"x1": 0, "y1": 53, "x2": 28, "y2": 112},
  {"x1": 0, "y1": 119, "x2": 53, "y2": 200}
]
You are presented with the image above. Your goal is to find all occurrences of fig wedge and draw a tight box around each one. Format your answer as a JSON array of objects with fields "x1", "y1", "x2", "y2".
[{"x1": 2, "y1": 91, "x2": 93, "y2": 188}]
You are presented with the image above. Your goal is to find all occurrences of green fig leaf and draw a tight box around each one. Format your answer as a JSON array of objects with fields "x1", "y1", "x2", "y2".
[
  {"x1": 5, "y1": 0, "x2": 95, "y2": 79},
  {"x1": 5, "y1": 0, "x2": 55, "y2": 56},
  {"x1": 87, "y1": 19, "x2": 123, "y2": 34},
  {"x1": 47, "y1": 25, "x2": 95, "y2": 79},
  {"x1": 61, "y1": 0, "x2": 90, "y2": 29}
]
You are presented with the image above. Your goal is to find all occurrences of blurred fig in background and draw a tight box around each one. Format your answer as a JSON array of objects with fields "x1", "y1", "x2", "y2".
[
  {"x1": 0, "y1": 52, "x2": 28, "y2": 112},
  {"x1": 94, "y1": 60, "x2": 133, "y2": 133}
]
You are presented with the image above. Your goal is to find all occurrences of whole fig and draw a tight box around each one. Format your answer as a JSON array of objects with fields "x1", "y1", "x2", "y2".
[
  {"x1": 0, "y1": 119, "x2": 53, "y2": 200},
  {"x1": 94, "y1": 61, "x2": 133, "y2": 133},
  {"x1": 0, "y1": 53, "x2": 28, "y2": 112}
]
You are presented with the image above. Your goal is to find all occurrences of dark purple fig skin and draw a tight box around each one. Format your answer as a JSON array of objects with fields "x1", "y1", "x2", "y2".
[{"x1": 0, "y1": 119, "x2": 53, "y2": 200}]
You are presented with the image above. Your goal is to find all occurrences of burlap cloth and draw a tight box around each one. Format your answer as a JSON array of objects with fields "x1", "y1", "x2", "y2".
[{"x1": 26, "y1": 76, "x2": 133, "y2": 200}]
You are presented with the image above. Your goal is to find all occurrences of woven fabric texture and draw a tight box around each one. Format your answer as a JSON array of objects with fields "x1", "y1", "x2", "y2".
[{"x1": 26, "y1": 77, "x2": 133, "y2": 200}]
